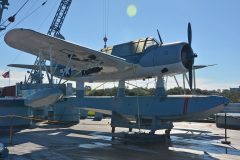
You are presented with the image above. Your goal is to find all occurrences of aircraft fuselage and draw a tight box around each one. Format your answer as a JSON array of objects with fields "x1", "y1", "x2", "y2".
[{"x1": 57, "y1": 41, "x2": 192, "y2": 82}]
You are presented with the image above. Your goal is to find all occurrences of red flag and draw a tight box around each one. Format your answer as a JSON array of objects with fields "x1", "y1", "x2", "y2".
[{"x1": 2, "y1": 71, "x2": 10, "y2": 78}]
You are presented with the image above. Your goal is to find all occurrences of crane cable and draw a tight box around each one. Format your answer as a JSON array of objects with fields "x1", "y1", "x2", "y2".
[
  {"x1": 0, "y1": 1, "x2": 48, "y2": 39},
  {"x1": 0, "y1": 0, "x2": 48, "y2": 76},
  {"x1": 36, "y1": 0, "x2": 59, "y2": 31},
  {"x1": 103, "y1": 0, "x2": 109, "y2": 48},
  {"x1": 0, "y1": 0, "x2": 31, "y2": 27},
  {"x1": 9, "y1": 1, "x2": 47, "y2": 28}
]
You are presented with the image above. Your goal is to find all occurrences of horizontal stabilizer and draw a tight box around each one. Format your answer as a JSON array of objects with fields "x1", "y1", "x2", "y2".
[
  {"x1": 8, "y1": 64, "x2": 48, "y2": 70},
  {"x1": 8, "y1": 64, "x2": 65, "y2": 71},
  {"x1": 168, "y1": 64, "x2": 217, "y2": 77},
  {"x1": 193, "y1": 64, "x2": 217, "y2": 70}
]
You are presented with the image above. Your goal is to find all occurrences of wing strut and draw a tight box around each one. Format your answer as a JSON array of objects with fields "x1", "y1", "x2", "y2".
[
  {"x1": 58, "y1": 53, "x2": 73, "y2": 84},
  {"x1": 26, "y1": 0, "x2": 72, "y2": 84}
]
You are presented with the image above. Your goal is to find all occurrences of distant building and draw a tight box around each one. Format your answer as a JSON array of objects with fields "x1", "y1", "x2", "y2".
[
  {"x1": 230, "y1": 86, "x2": 240, "y2": 93},
  {"x1": 0, "y1": 85, "x2": 16, "y2": 97},
  {"x1": 222, "y1": 89, "x2": 229, "y2": 93}
]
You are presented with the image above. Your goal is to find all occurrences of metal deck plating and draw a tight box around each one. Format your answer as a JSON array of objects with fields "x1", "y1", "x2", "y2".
[{"x1": 0, "y1": 119, "x2": 240, "y2": 160}]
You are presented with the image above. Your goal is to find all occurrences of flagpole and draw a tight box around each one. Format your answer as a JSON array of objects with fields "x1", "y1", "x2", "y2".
[{"x1": 2, "y1": 70, "x2": 10, "y2": 85}]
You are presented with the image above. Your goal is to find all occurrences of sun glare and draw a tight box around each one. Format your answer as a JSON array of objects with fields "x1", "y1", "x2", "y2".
[{"x1": 127, "y1": 4, "x2": 137, "y2": 17}]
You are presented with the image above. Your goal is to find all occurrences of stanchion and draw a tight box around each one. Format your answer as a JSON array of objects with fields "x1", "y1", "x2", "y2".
[
  {"x1": 221, "y1": 113, "x2": 231, "y2": 145},
  {"x1": 9, "y1": 115, "x2": 13, "y2": 146}
]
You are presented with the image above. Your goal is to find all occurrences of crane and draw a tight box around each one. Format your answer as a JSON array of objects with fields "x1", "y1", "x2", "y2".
[
  {"x1": 27, "y1": 0, "x2": 72, "y2": 84},
  {"x1": 0, "y1": 0, "x2": 9, "y2": 31}
]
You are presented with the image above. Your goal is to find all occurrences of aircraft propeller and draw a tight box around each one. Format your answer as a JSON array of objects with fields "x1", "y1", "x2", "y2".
[
  {"x1": 188, "y1": 23, "x2": 192, "y2": 47},
  {"x1": 187, "y1": 22, "x2": 197, "y2": 91}
]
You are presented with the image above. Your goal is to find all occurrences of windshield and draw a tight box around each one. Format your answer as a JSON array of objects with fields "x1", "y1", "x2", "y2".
[
  {"x1": 100, "y1": 37, "x2": 158, "y2": 56},
  {"x1": 132, "y1": 37, "x2": 158, "y2": 53},
  {"x1": 144, "y1": 38, "x2": 158, "y2": 50}
]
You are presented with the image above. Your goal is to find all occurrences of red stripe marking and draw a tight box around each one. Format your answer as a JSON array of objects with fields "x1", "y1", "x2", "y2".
[{"x1": 183, "y1": 97, "x2": 189, "y2": 115}]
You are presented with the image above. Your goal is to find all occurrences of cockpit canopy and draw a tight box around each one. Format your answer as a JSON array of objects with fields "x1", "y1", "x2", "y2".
[{"x1": 100, "y1": 37, "x2": 158, "y2": 57}]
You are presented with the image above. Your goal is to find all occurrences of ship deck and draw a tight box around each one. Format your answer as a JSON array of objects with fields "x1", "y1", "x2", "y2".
[{"x1": 0, "y1": 119, "x2": 240, "y2": 160}]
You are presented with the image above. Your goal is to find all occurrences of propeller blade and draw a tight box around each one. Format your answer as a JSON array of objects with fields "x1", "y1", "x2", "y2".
[
  {"x1": 157, "y1": 29, "x2": 163, "y2": 45},
  {"x1": 188, "y1": 22, "x2": 192, "y2": 47}
]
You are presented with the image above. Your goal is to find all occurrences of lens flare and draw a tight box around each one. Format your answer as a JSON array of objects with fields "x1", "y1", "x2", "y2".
[{"x1": 127, "y1": 4, "x2": 137, "y2": 17}]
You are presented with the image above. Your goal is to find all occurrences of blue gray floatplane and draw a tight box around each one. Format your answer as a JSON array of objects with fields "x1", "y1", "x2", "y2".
[
  {"x1": 4, "y1": 23, "x2": 229, "y2": 135},
  {"x1": 68, "y1": 88, "x2": 228, "y2": 135}
]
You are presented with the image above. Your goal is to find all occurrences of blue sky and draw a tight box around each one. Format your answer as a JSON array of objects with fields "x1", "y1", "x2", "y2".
[{"x1": 0, "y1": 0, "x2": 239, "y2": 89}]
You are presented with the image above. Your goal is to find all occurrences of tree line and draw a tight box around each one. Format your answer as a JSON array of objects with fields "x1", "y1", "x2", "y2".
[{"x1": 85, "y1": 87, "x2": 240, "y2": 103}]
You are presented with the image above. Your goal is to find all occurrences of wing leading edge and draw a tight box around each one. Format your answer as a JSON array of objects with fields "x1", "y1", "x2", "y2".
[{"x1": 4, "y1": 29, "x2": 137, "y2": 76}]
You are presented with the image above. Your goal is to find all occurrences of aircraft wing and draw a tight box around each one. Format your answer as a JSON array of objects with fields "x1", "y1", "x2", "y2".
[{"x1": 5, "y1": 29, "x2": 136, "y2": 74}]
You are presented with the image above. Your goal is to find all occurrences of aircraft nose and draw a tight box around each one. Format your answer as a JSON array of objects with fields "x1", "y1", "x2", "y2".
[{"x1": 181, "y1": 44, "x2": 194, "y2": 70}]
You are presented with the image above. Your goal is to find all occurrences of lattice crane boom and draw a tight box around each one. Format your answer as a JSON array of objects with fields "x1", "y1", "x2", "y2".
[
  {"x1": 47, "y1": 0, "x2": 72, "y2": 38},
  {"x1": 0, "y1": 0, "x2": 9, "y2": 31},
  {"x1": 27, "y1": 0, "x2": 72, "y2": 84}
]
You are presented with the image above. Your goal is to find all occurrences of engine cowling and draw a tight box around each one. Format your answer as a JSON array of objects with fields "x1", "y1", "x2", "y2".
[{"x1": 139, "y1": 42, "x2": 193, "y2": 75}]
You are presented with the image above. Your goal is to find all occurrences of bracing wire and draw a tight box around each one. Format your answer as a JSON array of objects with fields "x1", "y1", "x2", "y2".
[
  {"x1": 8, "y1": 1, "x2": 48, "y2": 29},
  {"x1": 125, "y1": 79, "x2": 156, "y2": 93},
  {"x1": 0, "y1": 1, "x2": 48, "y2": 39},
  {"x1": 21, "y1": 0, "x2": 39, "y2": 22},
  {"x1": 36, "y1": 0, "x2": 59, "y2": 31},
  {"x1": 86, "y1": 82, "x2": 108, "y2": 95},
  {"x1": 0, "y1": 0, "x2": 48, "y2": 73},
  {"x1": 103, "y1": 0, "x2": 108, "y2": 36},
  {"x1": 102, "y1": 0, "x2": 109, "y2": 47},
  {"x1": 125, "y1": 78, "x2": 160, "y2": 132},
  {"x1": 102, "y1": 0, "x2": 106, "y2": 34},
  {"x1": 106, "y1": 0, "x2": 109, "y2": 35},
  {"x1": 14, "y1": 0, "x2": 31, "y2": 16},
  {"x1": 0, "y1": 0, "x2": 31, "y2": 27}
]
